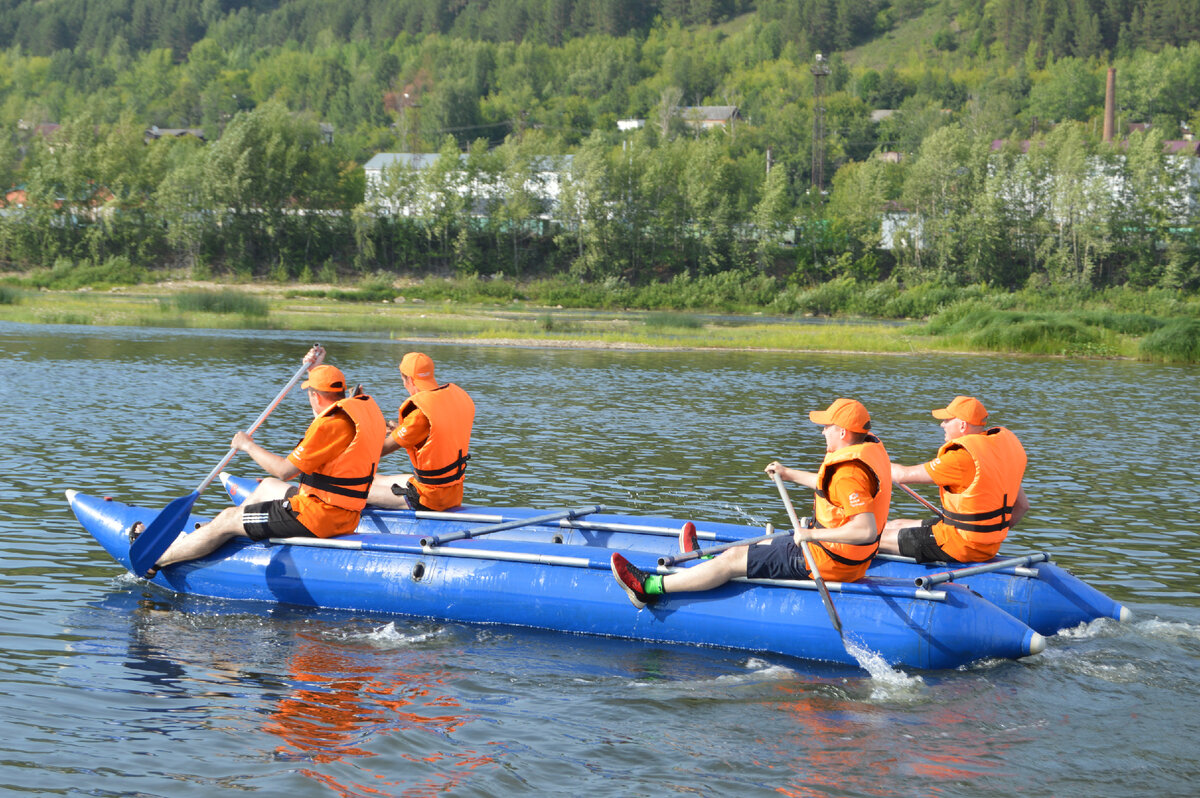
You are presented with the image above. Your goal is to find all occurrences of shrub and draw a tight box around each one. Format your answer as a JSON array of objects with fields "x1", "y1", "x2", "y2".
[{"x1": 0, "y1": 285, "x2": 20, "y2": 305}]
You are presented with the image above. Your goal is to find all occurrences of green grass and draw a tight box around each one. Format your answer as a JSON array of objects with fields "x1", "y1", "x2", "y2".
[
  {"x1": 0, "y1": 285, "x2": 20, "y2": 305},
  {"x1": 173, "y1": 289, "x2": 269, "y2": 317},
  {"x1": 1139, "y1": 318, "x2": 1200, "y2": 364},
  {"x1": 1, "y1": 278, "x2": 1197, "y2": 363},
  {"x1": 643, "y1": 311, "x2": 704, "y2": 329}
]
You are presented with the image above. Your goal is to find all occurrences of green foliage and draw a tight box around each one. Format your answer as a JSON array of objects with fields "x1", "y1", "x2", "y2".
[
  {"x1": 0, "y1": 2, "x2": 1197, "y2": 298},
  {"x1": 924, "y1": 303, "x2": 1104, "y2": 354},
  {"x1": 0, "y1": 285, "x2": 21, "y2": 304},
  {"x1": 173, "y1": 290, "x2": 269, "y2": 317},
  {"x1": 1138, "y1": 318, "x2": 1200, "y2": 363},
  {"x1": 21, "y1": 257, "x2": 148, "y2": 290}
]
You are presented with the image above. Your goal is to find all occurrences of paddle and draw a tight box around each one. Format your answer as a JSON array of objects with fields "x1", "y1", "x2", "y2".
[
  {"x1": 658, "y1": 524, "x2": 789, "y2": 567},
  {"x1": 895, "y1": 482, "x2": 948, "y2": 521},
  {"x1": 128, "y1": 349, "x2": 322, "y2": 577},
  {"x1": 419, "y1": 505, "x2": 605, "y2": 547},
  {"x1": 770, "y1": 470, "x2": 845, "y2": 641}
]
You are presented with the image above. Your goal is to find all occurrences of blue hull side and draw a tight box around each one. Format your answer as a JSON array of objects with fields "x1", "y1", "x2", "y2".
[
  {"x1": 223, "y1": 474, "x2": 1130, "y2": 636},
  {"x1": 68, "y1": 490, "x2": 1042, "y2": 671}
]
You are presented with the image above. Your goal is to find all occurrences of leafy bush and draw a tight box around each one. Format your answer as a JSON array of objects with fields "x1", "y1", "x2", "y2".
[{"x1": 0, "y1": 285, "x2": 20, "y2": 304}]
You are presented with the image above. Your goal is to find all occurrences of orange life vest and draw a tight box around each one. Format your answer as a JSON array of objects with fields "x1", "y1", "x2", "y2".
[
  {"x1": 400, "y1": 383, "x2": 474, "y2": 489},
  {"x1": 934, "y1": 426, "x2": 1027, "y2": 561},
  {"x1": 298, "y1": 394, "x2": 387, "y2": 512},
  {"x1": 810, "y1": 435, "x2": 892, "y2": 582}
]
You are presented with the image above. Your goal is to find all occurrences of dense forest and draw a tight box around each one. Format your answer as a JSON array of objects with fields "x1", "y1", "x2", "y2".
[{"x1": 0, "y1": 0, "x2": 1198, "y2": 292}]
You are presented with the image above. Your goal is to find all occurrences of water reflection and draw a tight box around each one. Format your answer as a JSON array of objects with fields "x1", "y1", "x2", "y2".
[
  {"x1": 72, "y1": 589, "x2": 500, "y2": 796},
  {"x1": 767, "y1": 677, "x2": 1022, "y2": 797},
  {"x1": 266, "y1": 626, "x2": 496, "y2": 798}
]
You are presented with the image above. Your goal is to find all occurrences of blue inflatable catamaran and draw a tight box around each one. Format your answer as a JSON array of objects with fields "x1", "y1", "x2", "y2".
[{"x1": 65, "y1": 473, "x2": 1129, "y2": 671}]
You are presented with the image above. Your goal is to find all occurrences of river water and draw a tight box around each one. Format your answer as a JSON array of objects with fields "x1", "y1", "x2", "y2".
[{"x1": 1, "y1": 320, "x2": 1198, "y2": 797}]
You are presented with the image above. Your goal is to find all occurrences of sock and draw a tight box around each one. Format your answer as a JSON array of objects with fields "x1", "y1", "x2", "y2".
[{"x1": 644, "y1": 574, "x2": 664, "y2": 595}]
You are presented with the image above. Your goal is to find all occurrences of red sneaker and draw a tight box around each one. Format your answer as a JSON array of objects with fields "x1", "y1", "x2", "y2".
[
  {"x1": 678, "y1": 521, "x2": 699, "y2": 554},
  {"x1": 610, "y1": 552, "x2": 655, "y2": 608}
]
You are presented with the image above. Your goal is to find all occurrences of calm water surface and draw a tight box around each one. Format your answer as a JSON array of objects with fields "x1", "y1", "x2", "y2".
[{"x1": 1, "y1": 321, "x2": 1198, "y2": 797}]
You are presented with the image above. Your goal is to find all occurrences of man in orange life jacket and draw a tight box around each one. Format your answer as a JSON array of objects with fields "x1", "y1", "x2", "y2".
[
  {"x1": 878, "y1": 395, "x2": 1028, "y2": 563},
  {"x1": 610, "y1": 398, "x2": 891, "y2": 608},
  {"x1": 367, "y1": 352, "x2": 475, "y2": 512},
  {"x1": 140, "y1": 347, "x2": 387, "y2": 572}
]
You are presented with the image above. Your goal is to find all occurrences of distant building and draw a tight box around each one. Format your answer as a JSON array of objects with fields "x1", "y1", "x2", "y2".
[
  {"x1": 144, "y1": 126, "x2": 206, "y2": 143},
  {"x1": 678, "y1": 105, "x2": 740, "y2": 130},
  {"x1": 880, "y1": 138, "x2": 1200, "y2": 250},
  {"x1": 363, "y1": 152, "x2": 573, "y2": 219}
]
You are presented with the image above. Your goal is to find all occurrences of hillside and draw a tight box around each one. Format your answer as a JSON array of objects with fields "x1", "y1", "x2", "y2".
[{"x1": 0, "y1": 0, "x2": 1197, "y2": 298}]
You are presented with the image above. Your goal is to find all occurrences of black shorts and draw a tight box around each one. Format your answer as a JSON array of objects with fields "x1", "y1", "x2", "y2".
[
  {"x1": 745, "y1": 535, "x2": 812, "y2": 581},
  {"x1": 242, "y1": 488, "x2": 314, "y2": 541},
  {"x1": 896, "y1": 518, "x2": 952, "y2": 563}
]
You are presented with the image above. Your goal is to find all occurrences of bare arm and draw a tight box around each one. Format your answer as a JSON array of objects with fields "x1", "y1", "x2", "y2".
[
  {"x1": 1010, "y1": 486, "x2": 1029, "y2": 526},
  {"x1": 232, "y1": 431, "x2": 300, "y2": 481},
  {"x1": 800, "y1": 511, "x2": 878, "y2": 546},
  {"x1": 891, "y1": 461, "x2": 936, "y2": 485},
  {"x1": 766, "y1": 461, "x2": 817, "y2": 491}
]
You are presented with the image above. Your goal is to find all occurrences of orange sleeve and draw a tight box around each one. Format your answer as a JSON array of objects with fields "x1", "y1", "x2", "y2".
[
  {"x1": 922, "y1": 446, "x2": 975, "y2": 493},
  {"x1": 825, "y1": 462, "x2": 877, "y2": 518},
  {"x1": 287, "y1": 413, "x2": 355, "y2": 474},
  {"x1": 390, "y1": 407, "x2": 431, "y2": 451}
]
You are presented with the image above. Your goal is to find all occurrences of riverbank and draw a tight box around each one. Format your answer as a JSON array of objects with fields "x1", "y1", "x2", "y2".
[{"x1": 1, "y1": 280, "x2": 1197, "y2": 362}]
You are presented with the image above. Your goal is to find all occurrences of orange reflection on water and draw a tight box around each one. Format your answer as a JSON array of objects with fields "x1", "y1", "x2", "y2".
[
  {"x1": 266, "y1": 631, "x2": 499, "y2": 797},
  {"x1": 765, "y1": 679, "x2": 1013, "y2": 797}
]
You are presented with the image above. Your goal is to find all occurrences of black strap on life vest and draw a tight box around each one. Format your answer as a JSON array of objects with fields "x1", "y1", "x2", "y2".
[
  {"x1": 940, "y1": 493, "x2": 1013, "y2": 533},
  {"x1": 808, "y1": 518, "x2": 880, "y2": 566},
  {"x1": 413, "y1": 450, "x2": 470, "y2": 485},
  {"x1": 299, "y1": 463, "x2": 377, "y2": 500}
]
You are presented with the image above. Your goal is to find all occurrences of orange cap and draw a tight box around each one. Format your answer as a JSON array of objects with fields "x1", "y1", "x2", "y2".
[
  {"x1": 932, "y1": 395, "x2": 988, "y2": 426},
  {"x1": 399, "y1": 352, "x2": 438, "y2": 389},
  {"x1": 301, "y1": 364, "x2": 348, "y2": 393},
  {"x1": 809, "y1": 398, "x2": 871, "y2": 433}
]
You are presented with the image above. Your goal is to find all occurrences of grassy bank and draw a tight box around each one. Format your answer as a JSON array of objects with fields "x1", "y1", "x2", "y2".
[{"x1": 0, "y1": 276, "x2": 1197, "y2": 363}]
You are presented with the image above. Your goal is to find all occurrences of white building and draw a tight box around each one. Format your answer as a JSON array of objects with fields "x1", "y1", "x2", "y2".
[{"x1": 363, "y1": 152, "x2": 573, "y2": 219}]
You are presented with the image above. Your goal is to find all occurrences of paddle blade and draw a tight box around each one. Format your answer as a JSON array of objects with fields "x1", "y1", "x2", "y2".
[{"x1": 128, "y1": 491, "x2": 199, "y2": 576}]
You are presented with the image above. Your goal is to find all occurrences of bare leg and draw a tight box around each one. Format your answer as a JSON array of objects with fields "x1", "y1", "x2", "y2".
[
  {"x1": 154, "y1": 478, "x2": 295, "y2": 569},
  {"x1": 662, "y1": 546, "x2": 750, "y2": 593},
  {"x1": 155, "y1": 505, "x2": 248, "y2": 568},
  {"x1": 878, "y1": 518, "x2": 919, "y2": 555},
  {"x1": 245, "y1": 477, "x2": 295, "y2": 504},
  {"x1": 367, "y1": 475, "x2": 413, "y2": 509}
]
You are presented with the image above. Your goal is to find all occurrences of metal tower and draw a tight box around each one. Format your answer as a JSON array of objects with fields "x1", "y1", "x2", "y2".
[{"x1": 811, "y1": 53, "x2": 831, "y2": 193}]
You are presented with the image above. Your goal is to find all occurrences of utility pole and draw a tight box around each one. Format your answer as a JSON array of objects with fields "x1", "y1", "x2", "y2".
[{"x1": 810, "y1": 52, "x2": 831, "y2": 194}]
